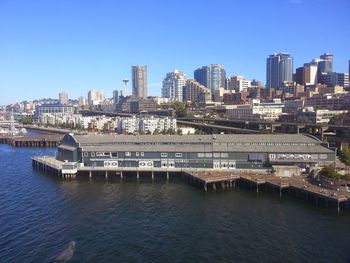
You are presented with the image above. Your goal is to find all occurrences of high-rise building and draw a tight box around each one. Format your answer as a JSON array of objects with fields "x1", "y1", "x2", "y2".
[
  {"x1": 88, "y1": 90, "x2": 104, "y2": 105},
  {"x1": 266, "y1": 53, "x2": 293, "y2": 89},
  {"x1": 184, "y1": 79, "x2": 212, "y2": 103},
  {"x1": 295, "y1": 63, "x2": 318, "y2": 86},
  {"x1": 194, "y1": 64, "x2": 226, "y2": 93},
  {"x1": 59, "y1": 92, "x2": 68, "y2": 105},
  {"x1": 225, "y1": 76, "x2": 251, "y2": 92},
  {"x1": 132, "y1": 65, "x2": 147, "y2": 98},
  {"x1": 113, "y1": 90, "x2": 119, "y2": 104},
  {"x1": 319, "y1": 72, "x2": 349, "y2": 88},
  {"x1": 162, "y1": 70, "x2": 187, "y2": 102},
  {"x1": 319, "y1": 53, "x2": 333, "y2": 74},
  {"x1": 78, "y1": 96, "x2": 87, "y2": 107}
]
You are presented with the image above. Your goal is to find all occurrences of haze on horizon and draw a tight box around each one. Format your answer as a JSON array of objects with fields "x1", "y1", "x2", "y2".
[{"x1": 0, "y1": 0, "x2": 349, "y2": 104}]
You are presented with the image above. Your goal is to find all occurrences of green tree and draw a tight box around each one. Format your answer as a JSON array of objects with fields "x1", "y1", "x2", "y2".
[
  {"x1": 20, "y1": 116, "x2": 33, "y2": 124},
  {"x1": 340, "y1": 146, "x2": 350, "y2": 166},
  {"x1": 320, "y1": 166, "x2": 342, "y2": 180},
  {"x1": 172, "y1": 101, "x2": 187, "y2": 118},
  {"x1": 341, "y1": 173, "x2": 350, "y2": 181}
]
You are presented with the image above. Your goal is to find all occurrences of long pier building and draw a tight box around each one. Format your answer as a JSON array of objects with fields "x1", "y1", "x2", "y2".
[
  {"x1": 32, "y1": 134, "x2": 350, "y2": 212},
  {"x1": 55, "y1": 133, "x2": 334, "y2": 171}
]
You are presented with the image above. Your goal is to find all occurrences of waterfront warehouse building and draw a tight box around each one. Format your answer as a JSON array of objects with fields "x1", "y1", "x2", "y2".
[{"x1": 57, "y1": 134, "x2": 335, "y2": 170}]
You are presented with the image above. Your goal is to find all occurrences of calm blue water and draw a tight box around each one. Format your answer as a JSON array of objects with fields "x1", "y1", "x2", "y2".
[{"x1": 1, "y1": 144, "x2": 350, "y2": 263}]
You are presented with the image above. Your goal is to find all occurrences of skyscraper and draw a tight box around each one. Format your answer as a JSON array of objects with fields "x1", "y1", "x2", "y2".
[
  {"x1": 88, "y1": 90, "x2": 104, "y2": 105},
  {"x1": 113, "y1": 90, "x2": 119, "y2": 104},
  {"x1": 59, "y1": 92, "x2": 68, "y2": 105},
  {"x1": 132, "y1": 65, "x2": 147, "y2": 98},
  {"x1": 266, "y1": 53, "x2": 293, "y2": 89},
  {"x1": 318, "y1": 53, "x2": 333, "y2": 74},
  {"x1": 194, "y1": 64, "x2": 226, "y2": 93},
  {"x1": 295, "y1": 63, "x2": 318, "y2": 86},
  {"x1": 162, "y1": 70, "x2": 187, "y2": 102}
]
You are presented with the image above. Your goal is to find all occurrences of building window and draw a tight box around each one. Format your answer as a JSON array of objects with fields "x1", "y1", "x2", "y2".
[
  {"x1": 319, "y1": 154, "x2": 327, "y2": 160},
  {"x1": 221, "y1": 153, "x2": 228, "y2": 158},
  {"x1": 205, "y1": 153, "x2": 212, "y2": 158},
  {"x1": 198, "y1": 153, "x2": 205, "y2": 158},
  {"x1": 213, "y1": 153, "x2": 220, "y2": 158},
  {"x1": 175, "y1": 153, "x2": 182, "y2": 158},
  {"x1": 125, "y1": 152, "x2": 131, "y2": 157},
  {"x1": 161, "y1": 153, "x2": 168, "y2": 158}
]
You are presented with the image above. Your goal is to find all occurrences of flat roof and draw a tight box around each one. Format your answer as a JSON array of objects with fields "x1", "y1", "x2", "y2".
[
  {"x1": 72, "y1": 134, "x2": 322, "y2": 145},
  {"x1": 60, "y1": 134, "x2": 333, "y2": 154}
]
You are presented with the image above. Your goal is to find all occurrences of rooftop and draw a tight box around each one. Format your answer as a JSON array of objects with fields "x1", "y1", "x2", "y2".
[{"x1": 69, "y1": 134, "x2": 321, "y2": 145}]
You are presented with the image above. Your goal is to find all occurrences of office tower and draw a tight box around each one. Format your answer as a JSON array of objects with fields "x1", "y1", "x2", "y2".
[
  {"x1": 78, "y1": 96, "x2": 87, "y2": 107},
  {"x1": 225, "y1": 76, "x2": 251, "y2": 92},
  {"x1": 250, "y1": 79, "x2": 264, "y2": 88},
  {"x1": 319, "y1": 53, "x2": 333, "y2": 74},
  {"x1": 162, "y1": 70, "x2": 187, "y2": 102},
  {"x1": 194, "y1": 64, "x2": 226, "y2": 93},
  {"x1": 59, "y1": 92, "x2": 68, "y2": 105},
  {"x1": 295, "y1": 63, "x2": 318, "y2": 86},
  {"x1": 132, "y1": 65, "x2": 147, "y2": 98},
  {"x1": 113, "y1": 90, "x2": 119, "y2": 104},
  {"x1": 88, "y1": 90, "x2": 104, "y2": 105},
  {"x1": 266, "y1": 53, "x2": 293, "y2": 89},
  {"x1": 319, "y1": 72, "x2": 349, "y2": 87},
  {"x1": 123, "y1": 78, "x2": 129, "y2": 96}
]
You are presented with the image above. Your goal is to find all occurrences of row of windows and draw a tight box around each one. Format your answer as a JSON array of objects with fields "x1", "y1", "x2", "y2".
[
  {"x1": 82, "y1": 142, "x2": 317, "y2": 147},
  {"x1": 84, "y1": 152, "x2": 118, "y2": 157},
  {"x1": 213, "y1": 142, "x2": 316, "y2": 146}
]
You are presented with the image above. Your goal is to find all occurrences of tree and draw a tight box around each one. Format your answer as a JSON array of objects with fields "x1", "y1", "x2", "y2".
[
  {"x1": 320, "y1": 166, "x2": 342, "y2": 180},
  {"x1": 172, "y1": 101, "x2": 187, "y2": 118},
  {"x1": 20, "y1": 116, "x2": 33, "y2": 124},
  {"x1": 341, "y1": 173, "x2": 350, "y2": 181},
  {"x1": 340, "y1": 146, "x2": 350, "y2": 166}
]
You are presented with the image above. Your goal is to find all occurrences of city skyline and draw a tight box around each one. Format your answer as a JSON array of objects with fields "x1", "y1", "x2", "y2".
[{"x1": 1, "y1": 0, "x2": 350, "y2": 104}]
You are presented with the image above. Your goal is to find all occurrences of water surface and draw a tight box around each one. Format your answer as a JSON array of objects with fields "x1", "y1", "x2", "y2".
[{"x1": 0, "y1": 145, "x2": 350, "y2": 262}]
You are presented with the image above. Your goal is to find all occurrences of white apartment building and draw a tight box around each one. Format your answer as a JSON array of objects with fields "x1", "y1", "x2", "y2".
[
  {"x1": 162, "y1": 70, "x2": 187, "y2": 102},
  {"x1": 297, "y1": 107, "x2": 348, "y2": 124},
  {"x1": 116, "y1": 116, "x2": 177, "y2": 134},
  {"x1": 227, "y1": 99, "x2": 285, "y2": 121},
  {"x1": 116, "y1": 116, "x2": 139, "y2": 134}
]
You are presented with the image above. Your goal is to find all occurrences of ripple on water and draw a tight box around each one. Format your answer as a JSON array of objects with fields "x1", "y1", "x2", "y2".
[{"x1": 1, "y1": 145, "x2": 350, "y2": 262}]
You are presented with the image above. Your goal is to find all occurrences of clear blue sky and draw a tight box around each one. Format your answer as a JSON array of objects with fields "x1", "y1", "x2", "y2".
[{"x1": 1, "y1": 0, "x2": 349, "y2": 104}]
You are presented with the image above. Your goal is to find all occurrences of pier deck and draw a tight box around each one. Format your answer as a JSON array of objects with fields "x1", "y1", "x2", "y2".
[
  {"x1": 31, "y1": 156, "x2": 350, "y2": 212},
  {"x1": 1, "y1": 134, "x2": 63, "y2": 147}
]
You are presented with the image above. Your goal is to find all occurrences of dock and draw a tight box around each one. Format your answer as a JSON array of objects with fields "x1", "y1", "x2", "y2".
[
  {"x1": 31, "y1": 156, "x2": 350, "y2": 212},
  {"x1": 0, "y1": 134, "x2": 63, "y2": 147}
]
